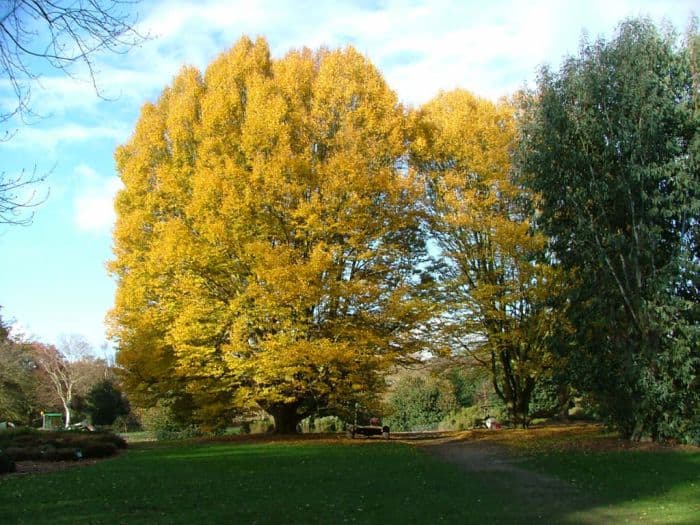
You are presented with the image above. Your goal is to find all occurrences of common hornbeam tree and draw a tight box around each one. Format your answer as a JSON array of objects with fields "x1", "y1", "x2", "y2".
[
  {"x1": 110, "y1": 37, "x2": 429, "y2": 432},
  {"x1": 519, "y1": 18, "x2": 700, "y2": 442},
  {"x1": 412, "y1": 90, "x2": 563, "y2": 426}
]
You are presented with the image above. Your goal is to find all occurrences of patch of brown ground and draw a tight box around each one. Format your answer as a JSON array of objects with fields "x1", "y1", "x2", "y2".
[
  {"x1": 1, "y1": 458, "x2": 101, "y2": 479},
  {"x1": 393, "y1": 422, "x2": 698, "y2": 454},
  {"x1": 19, "y1": 458, "x2": 100, "y2": 474}
]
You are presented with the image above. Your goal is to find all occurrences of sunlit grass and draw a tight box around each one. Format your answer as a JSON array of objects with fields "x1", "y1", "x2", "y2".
[
  {"x1": 1, "y1": 429, "x2": 698, "y2": 525},
  {"x1": 0, "y1": 441, "x2": 529, "y2": 525},
  {"x1": 524, "y1": 449, "x2": 700, "y2": 524}
]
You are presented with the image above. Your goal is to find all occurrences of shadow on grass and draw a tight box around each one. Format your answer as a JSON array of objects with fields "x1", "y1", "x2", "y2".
[
  {"x1": 521, "y1": 448, "x2": 700, "y2": 524},
  {"x1": 412, "y1": 425, "x2": 700, "y2": 525}
]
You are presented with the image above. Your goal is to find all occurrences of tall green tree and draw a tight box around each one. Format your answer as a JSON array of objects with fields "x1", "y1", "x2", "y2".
[
  {"x1": 519, "y1": 18, "x2": 700, "y2": 441},
  {"x1": 86, "y1": 379, "x2": 129, "y2": 426},
  {"x1": 110, "y1": 37, "x2": 429, "y2": 432}
]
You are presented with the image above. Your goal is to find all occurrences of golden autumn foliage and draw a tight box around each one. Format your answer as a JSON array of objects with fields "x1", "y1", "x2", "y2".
[
  {"x1": 109, "y1": 37, "x2": 430, "y2": 431},
  {"x1": 412, "y1": 90, "x2": 564, "y2": 426}
]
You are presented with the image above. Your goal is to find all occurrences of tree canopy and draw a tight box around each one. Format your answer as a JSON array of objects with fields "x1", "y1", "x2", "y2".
[
  {"x1": 109, "y1": 18, "x2": 700, "y2": 442},
  {"x1": 412, "y1": 90, "x2": 563, "y2": 426},
  {"x1": 110, "y1": 37, "x2": 429, "y2": 432},
  {"x1": 519, "y1": 18, "x2": 700, "y2": 441}
]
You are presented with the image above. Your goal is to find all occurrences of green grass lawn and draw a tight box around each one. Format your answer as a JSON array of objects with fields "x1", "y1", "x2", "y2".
[
  {"x1": 0, "y1": 436, "x2": 698, "y2": 524},
  {"x1": 0, "y1": 441, "x2": 515, "y2": 525},
  {"x1": 523, "y1": 449, "x2": 700, "y2": 524}
]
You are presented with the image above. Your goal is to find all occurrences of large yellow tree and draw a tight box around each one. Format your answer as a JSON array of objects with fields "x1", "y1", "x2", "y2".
[
  {"x1": 109, "y1": 37, "x2": 428, "y2": 432},
  {"x1": 412, "y1": 90, "x2": 562, "y2": 426}
]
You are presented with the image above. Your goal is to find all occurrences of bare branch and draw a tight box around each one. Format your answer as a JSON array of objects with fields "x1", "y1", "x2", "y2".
[
  {"x1": 0, "y1": 1, "x2": 146, "y2": 226},
  {"x1": 0, "y1": 1, "x2": 148, "y2": 120},
  {"x1": 0, "y1": 165, "x2": 50, "y2": 225}
]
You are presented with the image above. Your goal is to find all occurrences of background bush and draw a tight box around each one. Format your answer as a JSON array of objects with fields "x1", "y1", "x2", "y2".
[
  {"x1": 0, "y1": 451, "x2": 15, "y2": 473},
  {"x1": 299, "y1": 415, "x2": 345, "y2": 433},
  {"x1": 86, "y1": 380, "x2": 130, "y2": 426},
  {"x1": 112, "y1": 412, "x2": 142, "y2": 433},
  {"x1": 384, "y1": 376, "x2": 458, "y2": 431},
  {"x1": 136, "y1": 400, "x2": 189, "y2": 439},
  {"x1": 438, "y1": 406, "x2": 483, "y2": 431},
  {"x1": 0, "y1": 429, "x2": 125, "y2": 461}
]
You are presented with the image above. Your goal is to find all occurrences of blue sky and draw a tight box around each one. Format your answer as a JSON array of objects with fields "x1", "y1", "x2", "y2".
[{"x1": 0, "y1": 0, "x2": 695, "y2": 352}]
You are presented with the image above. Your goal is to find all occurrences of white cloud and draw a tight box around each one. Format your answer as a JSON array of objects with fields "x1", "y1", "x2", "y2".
[
  {"x1": 73, "y1": 164, "x2": 124, "y2": 234},
  {"x1": 2, "y1": 123, "x2": 130, "y2": 152},
  {"x1": 114, "y1": 0, "x2": 696, "y2": 107},
  {"x1": 2, "y1": 0, "x2": 695, "y2": 119}
]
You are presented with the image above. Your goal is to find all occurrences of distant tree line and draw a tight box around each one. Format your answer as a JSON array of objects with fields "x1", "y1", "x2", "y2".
[{"x1": 0, "y1": 314, "x2": 128, "y2": 428}]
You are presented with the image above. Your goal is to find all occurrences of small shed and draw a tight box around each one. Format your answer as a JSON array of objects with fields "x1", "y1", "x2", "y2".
[{"x1": 42, "y1": 412, "x2": 63, "y2": 430}]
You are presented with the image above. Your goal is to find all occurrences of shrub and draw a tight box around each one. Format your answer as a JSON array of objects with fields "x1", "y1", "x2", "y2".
[
  {"x1": 112, "y1": 413, "x2": 142, "y2": 433},
  {"x1": 86, "y1": 432, "x2": 128, "y2": 449},
  {"x1": 0, "y1": 428, "x2": 35, "y2": 448},
  {"x1": 155, "y1": 425, "x2": 202, "y2": 441},
  {"x1": 0, "y1": 451, "x2": 15, "y2": 474},
  {"x1": 86, "y1": 380, "x2": 130, "y2": 426},
  {"x1": 5, "y1": 446, "x2": 42, "y2": 461},
  {"x1": 438, "y1": 406, "x2": 484, "y2": 431},
  {"x1": 137, "y1": 401, "x2": 199, "y2": 440},
  {"x1": 385, "y1": 375, "x2": 458, "y2": 432},
  {"x1": 81, "y1": 442, "x2": 118, "y2": 458},
  {"x1": 249, "y1": 418, "x2": 275, "y2": 434},
  {"x1": 299, "y1": 416, "x2": 345, "y2": 433},
  {"x1": 1, "y1": 430, "x2": 126, "y2": 460},
  {"x1": 42, "y1": 447, "x2": 83, "y2": 461}
]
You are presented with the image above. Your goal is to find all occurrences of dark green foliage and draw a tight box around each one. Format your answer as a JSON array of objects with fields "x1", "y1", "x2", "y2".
[
  {"x1": 86, "y1": 379, "x2": 130, "y2": 426},
  {"x1": 4, "y1": 446, "x2": 42, "y2": 461},
  {"x1": 519, "y1": 17, "x2": 700, "y2": 442},
  {"x1": 40, "y1": 447, "x2": 83, "y2": 461},
  {"x1": 443, "y1": 367, "x2": 477, "y2": 407},
  {"x1": 112, "y1": 412, "x2": 142, "y2": 433},
  {"x1": 80, "y1": 442, "x2": 118, "y2": 458},
  {"x1": 385, "y1": 375, "x2": 458, "y2": 431},
  {"x1": 529, "y1": 376, "x2": 569, "y2": 419},
  {"x1": 0, "y1": 450, "x2": 15, "y2": 473},
  {"x1": 0, "y1": 428, "x2": 125, "y2": 461},
  {"x1": 0, "y1": 314, "x2": 39, "y2": 424}
]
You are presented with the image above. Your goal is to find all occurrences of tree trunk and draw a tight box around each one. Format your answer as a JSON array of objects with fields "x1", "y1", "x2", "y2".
[
  {"x1": 512, "y1": 396, "x2": 531, "y2": 429},
  {"x1": 62, "y1": 399, "x2": 71, "y2": 428},
  {"x1": 266, "y1": 402, "x2": 304, "y2": 434},
  {"x1": 557, "y1": 384, "x2": 570, "y2": 422}
]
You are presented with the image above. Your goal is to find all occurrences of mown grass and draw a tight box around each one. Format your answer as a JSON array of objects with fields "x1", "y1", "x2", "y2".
[
  {"x1": 475, "y1": 423, "x2": 700, "y2": 524},
  {"x1": 0, "y1": 428, "x2": 697, "y2": 524},
  {"x1": 0, "y1": 441, "x2": 527, "y2": 525},
  {"x1": 523, "y1": 449, "x2": 700, "y2": 524}
]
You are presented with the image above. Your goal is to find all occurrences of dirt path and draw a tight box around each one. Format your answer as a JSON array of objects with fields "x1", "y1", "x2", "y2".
[
  {"x1": 421, "y1": 439, "x2": 579, "y2": 500},
  {"x1": 414, "y1": 436, "x2": 619, "y2": 524}
]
